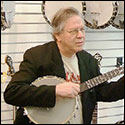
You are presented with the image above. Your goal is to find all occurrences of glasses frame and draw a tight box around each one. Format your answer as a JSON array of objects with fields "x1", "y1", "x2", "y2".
[{"x1": 62, "y1": 27, "x2": 85, "y2": 36}]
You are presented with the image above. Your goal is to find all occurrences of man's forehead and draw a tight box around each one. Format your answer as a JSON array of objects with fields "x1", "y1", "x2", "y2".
[{"x1": 64, "y1": 17, "x2": 84, "y2": 29}]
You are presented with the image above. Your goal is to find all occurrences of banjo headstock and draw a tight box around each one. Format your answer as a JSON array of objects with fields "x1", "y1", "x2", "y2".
[
  {"x1": 1, "y1": 55, "x2": 15, "y2": 83},
  {"x1": 5, "y1": 55, "x2": 15, "y2": 76},
  {"x1": 93, "y1": 52, "x2": 102, "y2": 68}
]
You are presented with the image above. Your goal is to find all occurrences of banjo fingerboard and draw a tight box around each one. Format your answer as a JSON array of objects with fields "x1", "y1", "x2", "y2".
[{"x1": 80, "y1": 66, "x2": 124, "y2": 92}]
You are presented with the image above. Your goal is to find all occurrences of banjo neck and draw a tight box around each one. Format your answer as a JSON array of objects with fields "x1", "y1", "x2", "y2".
[{"x1": 80, "y1": 66, "x2": 124, "y2": 93}]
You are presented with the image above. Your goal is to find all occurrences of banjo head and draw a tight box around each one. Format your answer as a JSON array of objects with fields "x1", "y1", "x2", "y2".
[
  {"x1": 41, "y1": 1, "x2": 83, "y2": 26},
  {"x1": 111, "y1": 1, "x2": 124, "y2": 29},
  {"x1": 82, "y1": 1, "x2": 118, "y2": 29},
  {"x1": 24, "y1": 76, "x2": 77, "y2": 124},
  {"x1": 1, "y1": 1, "x2": 15, "y2": 30}
]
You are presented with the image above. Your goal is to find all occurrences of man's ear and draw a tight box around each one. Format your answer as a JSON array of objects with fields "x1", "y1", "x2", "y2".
[{"x1": 54, "y1": 33, "x2": 61, "y2": 42}]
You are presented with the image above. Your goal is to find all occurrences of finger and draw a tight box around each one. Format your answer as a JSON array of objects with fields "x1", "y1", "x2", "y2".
[{"x1": 72, "y1": 84, "x2": 80, "y2": 93}]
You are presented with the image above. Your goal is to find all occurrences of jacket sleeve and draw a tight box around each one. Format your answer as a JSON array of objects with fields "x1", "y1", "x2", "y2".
[
  {"x1": 95, "y1": 76, "x2": 124, "y2": 102},
  {"x1": 4, "y1": 49, "x2": 56, "y2": 107},
  {"x1": 89, "y1": 56, "x2": 124, "y2": 102}
]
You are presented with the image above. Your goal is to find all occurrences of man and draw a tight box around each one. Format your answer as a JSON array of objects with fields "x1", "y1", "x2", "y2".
[{"x1": 4, "y1": 7, "x2": 124, "y2": 124}]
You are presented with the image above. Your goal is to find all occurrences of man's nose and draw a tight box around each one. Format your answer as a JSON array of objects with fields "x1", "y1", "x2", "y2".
[{"x1": 77, "y1": 30, "x2": 85, "y2": 38}]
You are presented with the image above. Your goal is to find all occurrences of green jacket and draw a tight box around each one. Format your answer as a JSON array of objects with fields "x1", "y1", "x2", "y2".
[{"x1": 4, "y1": 41, "x2": 124, "y2": 124}]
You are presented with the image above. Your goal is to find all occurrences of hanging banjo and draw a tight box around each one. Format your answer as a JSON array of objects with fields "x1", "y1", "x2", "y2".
[
  {"x1": 111, "y1": 1, "x2": 124, "y2": 29},
  {"x1": 41, "y1": 1, "x2": 84, "y2": 26},
  {"x1": 1, "y1": 1, "x2": 15, "y2": 31},
  {"x1": 24, "y1": 66, "x2": 124, "y2": 124},
  {"x1": 82, "y1": 1, "x2": 118, "y2": 29}
]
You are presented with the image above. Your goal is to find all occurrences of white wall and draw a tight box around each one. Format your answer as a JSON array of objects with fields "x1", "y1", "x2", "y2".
[{"x1": 1, "y1": 1, "x2": 124, "y2": 124}]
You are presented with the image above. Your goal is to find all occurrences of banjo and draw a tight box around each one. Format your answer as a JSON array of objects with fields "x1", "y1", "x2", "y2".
[
  {"x1": 1, "y1": 1, "x2": 15, "y2": 31},
  {"x1": 24, "y1": 66, "x2": 124, "y2": 124},
  {"x1": 111, "y1": 1, "x2": 124, "y2": 29},
  {"x1": 41, "y1": 1, "x2": 84, "y2": 26},
  {"x1": 82, "y1": 1, "x2": 118, "y2": 29}
]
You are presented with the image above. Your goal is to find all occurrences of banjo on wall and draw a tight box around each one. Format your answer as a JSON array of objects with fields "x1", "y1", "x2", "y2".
[
  {"x1": 1, "y1": 1, "x2": 15, "y2": 31},
  {"x1": 111, "y1": 1, "x2": 124, "y2": 29},
  {"x1": 82, "y1": 1, "x2": 118, "y2": 29},
  {"x1": 41, "y1": 1, "x2": 84, "y2": 26},
  {"x1": 41, "y1": 1, "x2": 120, "y2": 29}
]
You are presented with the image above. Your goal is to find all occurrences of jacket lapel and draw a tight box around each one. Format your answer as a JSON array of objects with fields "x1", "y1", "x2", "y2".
[
  {"x1": 50, "y1": 41, "x2": 66, "y2": 79},
  {"x1": 76, "y1": 52, "x2": 89, "y2": 83}
]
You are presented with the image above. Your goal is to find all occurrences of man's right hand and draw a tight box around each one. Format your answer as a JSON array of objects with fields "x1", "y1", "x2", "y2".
[{"x1": 56, "y1": 82, "x2": 80, "y2": 98}]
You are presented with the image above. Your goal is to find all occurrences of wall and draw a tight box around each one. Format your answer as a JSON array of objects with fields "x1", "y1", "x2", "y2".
[{"x1": 1, "y1": 1, "x2": 124, "y2": 124}]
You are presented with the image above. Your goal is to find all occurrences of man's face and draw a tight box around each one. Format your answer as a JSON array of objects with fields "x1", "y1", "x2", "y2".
[{"x1": 56, "y1": 15, "x2": 85, "y2": 57}]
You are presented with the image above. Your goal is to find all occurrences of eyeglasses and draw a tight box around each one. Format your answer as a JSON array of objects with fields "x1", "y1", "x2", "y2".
[{"x1": 63, "y1": 28, "x2": 85, "y2": 36}]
